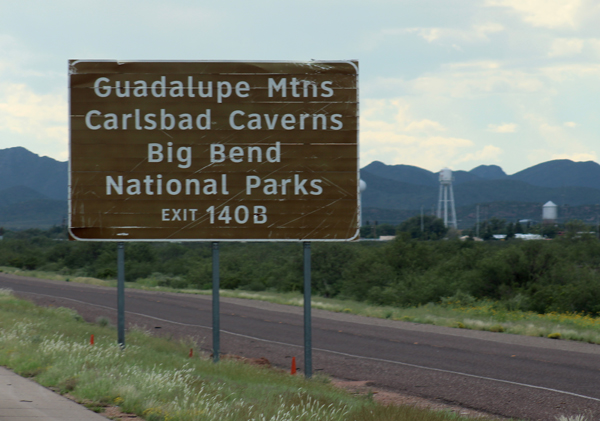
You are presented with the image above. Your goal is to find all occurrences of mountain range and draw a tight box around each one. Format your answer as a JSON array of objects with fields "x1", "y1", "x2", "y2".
[
  {"x1": 2, "y1": 146, "x2": 600, "y2": 229},
  {"x1": 0, "y1": 147, "x2": 67, "y2": 229},
  {"x1": 361, "y1": 160, "x2": 600, "y2": 228}
]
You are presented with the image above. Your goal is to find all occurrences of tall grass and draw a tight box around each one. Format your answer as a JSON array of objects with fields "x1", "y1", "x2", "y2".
[{"x1": 0, "y1": 290, "x2": 503, "y2": 421}]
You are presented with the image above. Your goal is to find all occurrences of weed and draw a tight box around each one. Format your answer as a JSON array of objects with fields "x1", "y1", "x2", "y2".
[
  {"x1": 58, "y1": 376, "x2": 78, "y2": 392},
  {"x1": 95, "y1": 317, "x2": 111, "y2": 328}
]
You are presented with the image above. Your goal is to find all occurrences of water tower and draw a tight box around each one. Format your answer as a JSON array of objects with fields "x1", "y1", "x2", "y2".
[{"x1": 437, "y1": 168, "x2": 457, "y2": 229}]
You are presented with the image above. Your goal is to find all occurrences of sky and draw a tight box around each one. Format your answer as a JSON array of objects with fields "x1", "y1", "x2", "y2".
[{"x1": 1, "y1": 0, "x2": 599, "y2": 175}]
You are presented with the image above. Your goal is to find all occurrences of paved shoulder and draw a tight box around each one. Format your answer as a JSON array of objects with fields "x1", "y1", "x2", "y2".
[{"x1": 0, "y1": 367, "x2": 107, "y2": 421}]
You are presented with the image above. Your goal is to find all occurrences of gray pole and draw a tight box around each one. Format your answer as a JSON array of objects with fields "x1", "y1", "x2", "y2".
[
  {"x1": 303, "y1": 242, "x2": 312, "y2": 378},
  {"x1": 212, "y1": 242, "x2": 220, "y2": 363},
  {"x1": 117, "y1": 242, "x2": 125, "y2": 348}
]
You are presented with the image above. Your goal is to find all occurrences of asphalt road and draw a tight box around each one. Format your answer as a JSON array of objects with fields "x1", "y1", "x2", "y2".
[{"x1": 1, "y1": 273, "x2": 599, "y2": 421}]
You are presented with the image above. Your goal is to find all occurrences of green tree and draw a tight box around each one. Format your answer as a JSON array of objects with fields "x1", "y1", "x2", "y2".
[
  {"x1": 563, "y1": 219, "x2": 592, "y2": 240},
  {"x1": 506, "y1": 222, "x2": 515, "y2": 239},
  {"x1": 488, "y1": 217, "x2": 506, "y2": 234},
  {"x1": 482, "y1": 225, "x2": 493, "y2": 241},
  {"x1": 397, "y1": 215, "x2": 448, "y2": 240},
  {"x1": 514, "y1": 221, "x2": 523, "y2": 234},
  {"x1": 311, "y1": 243, "x2": 359, "y2": 297},
  {"x1": 360, "y1": 222, "x2": 397, "y2": 238},
  {"x1": 376, "y1": 223, "x2": 397, "y2": 236}
]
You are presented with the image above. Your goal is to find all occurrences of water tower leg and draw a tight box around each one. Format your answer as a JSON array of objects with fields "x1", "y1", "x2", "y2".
[{"x1": 449, "y1": 184, "x2": 457, "y2": 229}]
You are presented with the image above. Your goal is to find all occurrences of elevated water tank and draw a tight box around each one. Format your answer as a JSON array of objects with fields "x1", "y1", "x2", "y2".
[
  {"x1": 359, "y1": 179, "x2": 367, "y2": 192},
  {"x1": 542, "y1": 201, "x2": 557, "y2": 221},
  {"x1": 439, "y1": 168, "x2": 453, "y2": 185}
]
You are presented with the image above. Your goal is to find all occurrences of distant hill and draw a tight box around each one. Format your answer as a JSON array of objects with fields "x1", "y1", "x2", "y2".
[
  {"x1": 469, "y1": 165, "x2": 507, "y2": 180},
  {"x1": 362, "y1": 159, "x2": 600, "y2": 190},
  {"x1": 0, "y1": 197, "x2": 67, "y2": 229},
  {"x1": 361, "y1": 161, "x2": 438, "y2": 187},
  {"x1": 362, "y1": 161, "x2": 486, "y2": 186},
  {"x1": 361, "y1": 164, "x2": 600, "y2": 209},
  {"x1": 0, "y1": 185, "x2": 49, "y2": 207},
  {"x1": 0, "y1": 147, "x2": 67, "y2": 229},
  {"x1": 361, "y1": 159, "x2": 600, "y2": 228},
  {"x1": 0, "y1": 147, "x2": 67, "y2": 200},
  {"x1": 511, "y1": 160, "x2": 600, "y2": 189}
]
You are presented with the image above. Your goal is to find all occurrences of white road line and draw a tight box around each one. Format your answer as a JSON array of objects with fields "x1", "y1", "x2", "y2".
[{"x1": 17, "y1": 290, "x2": 600, "y2": 403}]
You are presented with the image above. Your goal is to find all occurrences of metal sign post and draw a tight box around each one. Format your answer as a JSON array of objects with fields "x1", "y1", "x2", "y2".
[
  {"x1": 212, "y1": 242, "x2": 220, "y2": 363},
  {"x1": 303, "y1": 242, "x2": 312, "y2": 378},
  {"x1": 117, "y1": 242, "x2": 125, "y2": 348}
]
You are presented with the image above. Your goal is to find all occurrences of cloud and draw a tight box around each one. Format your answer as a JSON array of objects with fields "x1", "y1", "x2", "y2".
[
  {"x1": 486, "y1": 0, "x2": 583, "y2": 29},
  {"x1": 488, "y1": 123, "x2": 517, "y2": 133},
  {"x1": 539, "y1": 63, "x2": 600, "y2": 83},
  {"x1": 545, "y1": 37, "x2": 600, "y2": 59},
  {"x1": 360, "y1": 99, "x2": 474, "y2": 171},
  {"x1": 0, "y1": 34, "x2": 36, "y2": 76},
  {"x1": 409, "y1": 66, "x2": 545, "y2": 98},
  {"x1": 588, "y1": 39, "x2": 600, "y2": 55},
  {"x1": 360, "y1": 132, "x2": 474, "y2": 172},
  {"x1": 551, "y1": 152, "x2": 597, "y2": 162},
  {"x1": 0, "y1": 83, "x2": 67, "y2": 151},
  {"x1": 405, "y1": 23, "x2": 505, "y2": 44},
  {"x1": 361, "y1": 22, "x2": 505, "y2": 52},
  {"x1": 456, "y1": 145, "x2": 503, "y2": 164},
  {"x1": 405, "y1": 119, "x2": 446, "y2": 132},
  {"x1": 445, "y1": 61, "x2": 501, "y2": 70},
  {"x1": 362, "y1": 99, "x2": 448, "y2": 133},
  {"x1": 548, "y1": 38, "x2": 585, "y2": 57},
  {"x1": 136, "y1": 3, "x2": 220, "y2": 29},
  {"x1": 364, "y1": 50, "x2": 600, "y2": 172},
  {"x1": 520, "y1": 114, "x2": 593, "y2": 165}
]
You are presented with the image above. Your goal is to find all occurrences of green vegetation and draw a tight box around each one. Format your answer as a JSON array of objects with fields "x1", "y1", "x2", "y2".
[
  {"x1": 2, "y1": 264, "x2": 599, "y2": 344},
  {"x1": 397, "y1": 215, "x2": 449, "y2": 240},
  {"x1": 3, "y1": 223, "x2": 600, "y2": 346},
  {"x1": 3, "y1": 224, "x2": 600, "y2": 317},
  {"x1": 0, "y1": 290, "x2": 503, "y2": 421}
]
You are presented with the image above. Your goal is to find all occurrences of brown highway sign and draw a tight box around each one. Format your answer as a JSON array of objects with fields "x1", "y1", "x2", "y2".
[{"x1": 69, "y1": 60, "x2": 359, "y2": 241}]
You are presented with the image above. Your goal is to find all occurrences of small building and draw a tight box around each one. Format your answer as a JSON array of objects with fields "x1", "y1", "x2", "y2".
[{"x1": 515, "y1": 233, "x2": 544, "y2": 240}]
